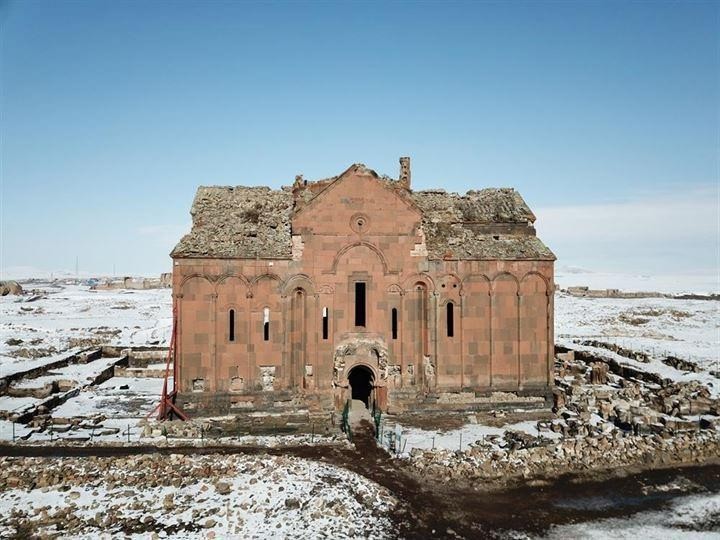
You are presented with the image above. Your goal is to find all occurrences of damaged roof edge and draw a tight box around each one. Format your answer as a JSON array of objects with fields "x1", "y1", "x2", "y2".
[{"x1": 171, "y1": 164, "x2": 551, "y2": 260}]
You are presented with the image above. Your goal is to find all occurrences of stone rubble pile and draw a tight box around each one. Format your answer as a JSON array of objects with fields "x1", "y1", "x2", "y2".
[
  {"x1": 579, "y1": 339, "x2": 652, "y2": 363},
  {"x1": 407, "y1": 349, "x2": 720, "y2": 482},
  {"x1": 0, "y1": 280, "x2": 23, "y2": 296},
  {"x1": 11, "y1": 412, "x2": 119, "y2": 441},
  {"x1": 410, "y1": 429, "x2": 720, "y2": 483},
  {"x1": 140, "y1": 414, "x2": 339, "y2": 440},
  {"x1": 9, "y1": 412, "x2": 341, "y2": 444},
  {"x1": 0, "y1": 454, "x2": 237, "y2": 492},
  {"x1": 662, "y1": 355, "x2": 702, "y2": 373},
  {"x1": 0, "y1": 453, "x2": 395, "y2": 539}
]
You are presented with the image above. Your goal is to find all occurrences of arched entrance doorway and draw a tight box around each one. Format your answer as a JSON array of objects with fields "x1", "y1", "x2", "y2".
[{"x1": 348, "y1": 365, "x2": 374, "y2": 408}]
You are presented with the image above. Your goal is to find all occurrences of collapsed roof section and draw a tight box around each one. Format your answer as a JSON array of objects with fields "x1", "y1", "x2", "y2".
[
  {"x1": 170, "y1": 162, "x2": 555, "y2": 261},
  {"x1": 170, "y1": 186, "x2": 293, "y2": 259}
]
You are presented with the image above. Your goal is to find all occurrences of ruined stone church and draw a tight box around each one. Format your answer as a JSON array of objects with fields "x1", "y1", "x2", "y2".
[{"x1": 170, "y1": 158, "x2": 555, "y2": 416}]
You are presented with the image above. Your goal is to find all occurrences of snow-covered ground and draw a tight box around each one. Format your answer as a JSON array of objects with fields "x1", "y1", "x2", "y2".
[
  {"x1": 52, "y1": 376, "x2": 165, "y2": 419},
  {"x1": 0, "y1": 282, "x2": 172, "y2": 440},
  {"x1": 556, "y1": 293, "x2": 719, "y2": 374},
  {"x1": 0, "y1": 454, "x2": 397, "y2": 539},
  {"x1": 382, "y1": 417, "x2": 562, "y2": 455},
  {"x1": 539, "y1": 491, "x2": 720, "y2": 539},
  {"x1": 0, "y1": 283, "x2": 172, "y2": 379},
  {"x1": 12, "y1": 356, "x2": 121, "y2": 390}
]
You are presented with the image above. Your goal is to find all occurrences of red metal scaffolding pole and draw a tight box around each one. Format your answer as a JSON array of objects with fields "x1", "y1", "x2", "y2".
[{"x1": 147, "y1": 301, "x2": 188, "y2": 421}]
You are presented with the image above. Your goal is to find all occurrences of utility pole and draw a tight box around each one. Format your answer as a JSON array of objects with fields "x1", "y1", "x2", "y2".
[{"x1": 75, "y1": 256, "x2": 79, "y2": 281}]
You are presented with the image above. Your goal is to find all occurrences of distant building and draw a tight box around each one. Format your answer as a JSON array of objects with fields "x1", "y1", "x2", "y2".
[{"x1": 170, "y1": 158, "x2": 555, "y2": 415}]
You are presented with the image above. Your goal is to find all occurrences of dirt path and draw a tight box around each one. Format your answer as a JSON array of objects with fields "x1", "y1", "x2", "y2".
[{"x1": 2, "y1": 430, "x2": 719, "y2": 539}]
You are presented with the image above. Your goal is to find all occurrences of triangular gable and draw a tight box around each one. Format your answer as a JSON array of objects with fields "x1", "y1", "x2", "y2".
[{"x1": 292, "y1": 163, "x2": 422, "y2": 221}]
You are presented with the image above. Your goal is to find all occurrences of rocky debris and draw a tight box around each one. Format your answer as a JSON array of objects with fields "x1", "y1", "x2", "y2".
[
  {"x1": 579, "y1": 340, "x2": 702, "y2": 374},
  {"x1": 663, "y1": 355, "x2": 701, "y2": 373},
  {"x1": 0, "y1": 281, "x2": 23, "y2": 296},
  {"x1": 618, "y1": 313, "x2": 652, "y2": 325},
  {"x1": 170, "y1": 168, "x2": 554, "y2": 261},
  {"x1": 409, "y1": 430, "x2": 720, "y2": 484},
  {"x1": 8, "y1": 346, "x2": 58, "y2": 359},
  {"x1": 171, "y1": 186, "x2": 294, "y2": 259},
  {"x1": 590, "y1": 362, "x2": 609, "y2": 384},
  {"x1": 215, "y1": 481, "x2": 232, "y2": 495},
  {"x1": 412, "y1": 188, "x2": 555, "y2": 260},
  {"x1": 412, "y1": 188, "x2": 535, "y2": 224},
  {"x1": 66, "y1": 337, "x2": 105, "y2": 349},
  {"x1": 555, "y1": 352, "x2": 719, "y2": 436},
  {"x1": 503, "y1": 430, "x2": 544, "y2": 451},
  {"x1": 18, "y1": 411, "x2": 118, "y2": 436},
  {"x1": 422, "y1": 225, "x2": 554, "y2": 261},
  {"x1": 569, "y1": 344, "x2": 667, "y2": 387},
  {"x1": 0, "y1": 453, "x2": 396, "y2": 539},
  {"x1": 652, "y1": 381, "x2": 718, "y2": 416},
  {"x1": 407, "y1": 347, "x2": 720, "y2": 484},
  {"x1": 580, "y1": 340, "x2": 651, "y2": 363}
]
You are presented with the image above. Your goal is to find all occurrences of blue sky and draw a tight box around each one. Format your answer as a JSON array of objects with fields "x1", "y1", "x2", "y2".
[{"x1": 1, "y1": 0, "x2": 718, "y2": 277}]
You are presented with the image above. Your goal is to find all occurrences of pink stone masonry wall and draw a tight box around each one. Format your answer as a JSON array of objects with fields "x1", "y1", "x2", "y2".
[{"x1": 173, "y1": 169, "x2": 554, "y2": 413}]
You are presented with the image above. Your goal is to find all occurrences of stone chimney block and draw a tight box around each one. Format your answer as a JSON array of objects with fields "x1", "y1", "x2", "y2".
[{"x1": 399, "y1": 156, "x2": 411, "y2": 188}]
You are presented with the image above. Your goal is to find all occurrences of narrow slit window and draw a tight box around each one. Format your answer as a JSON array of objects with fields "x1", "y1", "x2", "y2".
[
  {"x1": 322, "y1": 307, "x2": 329, "y2": 340},
  {"x1": 391, "y1": 308, "x2": 398, "y2": 340},
  {"x1": 263, "y1": 307, "x2": 270, "y2": 341},
  {"x1": 354, "y1": 282, "x2": 366, "y2": 327},
  {"x1": 229, "y1": 309, "x2": 235, "y2": 342},
  {"x1": 446, "y1": 302, "x2": 454, "y2": 338}
]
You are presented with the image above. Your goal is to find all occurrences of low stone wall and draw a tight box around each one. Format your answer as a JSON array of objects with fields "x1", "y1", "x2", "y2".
[
  {"x1": 124, "y1": 348, "x2": 168, "y2": 368},
  {"x1": 0, "y1": 348, "x2": 102, "y2": 391},
  {"x1": 8, "y1": 382, "x2": 58, "y2": 399},
  {"x1": 176, "y1": 389, "x2": 335, "y2": 417},
  {"x1": 564, "y1": 287, "x2": 667, "y2": 299},
  {"x1": 176, "y1": 384, "x2": 551, "y2": 421},
  {"x1": 114, "y1": 366, "x2": 167, "y2": 378},
  {"x1": 92, "y1": 274, "x2": 172, "y2": 291},
  {"x1": 148, "y1": 411, "x2": 339, "y2": 438},
  {"x1": 562, "y1": 287, "x2": 719, "y2": 301},
  {"x1": 408, "y1": 429, "x2": 720, "y2": 484},
  {"x1": 387, "y1": 388, "x2": 551, "y2": 414}
]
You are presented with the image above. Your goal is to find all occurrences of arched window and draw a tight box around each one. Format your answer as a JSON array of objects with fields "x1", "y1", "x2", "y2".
[
  {"x1": 263, "y1": 307, "x2": 270, "y2": 341},
  {"x1": 416, "y1": 283, "x2": 428, "y2": 355},
  {"x1": 229, "y1": 309, "x2": 235, "y2": 342},
  {"x1": 322, "y1": 307, "x2": 329, "y2": 340},
  {"x1": 391, "y1": 308, "x2": 398, "y2": 340},
  {"x1": 446, "y1": 302, "x2": 454, "y2": 338}
]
